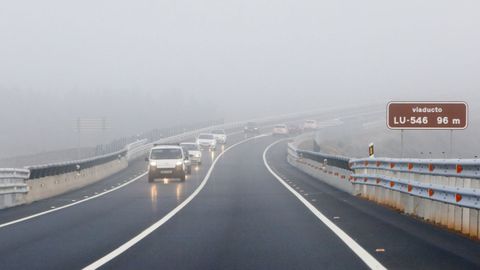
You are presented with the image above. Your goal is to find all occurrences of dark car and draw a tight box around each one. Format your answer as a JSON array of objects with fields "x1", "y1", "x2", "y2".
[{"x1": 244, "y1": 122, "x2": 260, "y2": 134}]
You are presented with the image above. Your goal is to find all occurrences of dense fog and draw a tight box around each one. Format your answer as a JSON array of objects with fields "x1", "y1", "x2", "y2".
[{"x1": 1, "y1": 0, "x2": 479, "y2": 160}]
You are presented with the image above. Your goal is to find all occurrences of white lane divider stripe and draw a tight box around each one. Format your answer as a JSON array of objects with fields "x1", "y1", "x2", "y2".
[
  {"x1": 0, "y1": 131, "x2": 245, "y2": 229},
  {"x1": 83, "y1": 134, "x2": 269, "y2": 270},
  {"x1": 0, "y1": 172, "x2": 147, "y2": 229},
  {"x1": 263, "y1": 140, "x2": 387, "y2": 270}
]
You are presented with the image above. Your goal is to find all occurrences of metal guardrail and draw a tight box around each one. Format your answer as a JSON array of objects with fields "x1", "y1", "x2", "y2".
[
  {"x1": 350, "y1": 157, "x2": 480, "y2": 179},
  {"x1": 0, "y1": 169, "x2": 30, "y2": 195},
  {"x1": 349, "y1": 157, "x2": 480, "y2": 211},
  {"x1": 288, "y1": 141, "x2": 351, "y2": 171},
  {"x1": 12, "y1": 107, "x2": 345, "y2": 181},
  {"x1": 287, "y1": 132, "x2": 480, "y2": 238},
  {"x1": 352, "y1": 173, "x2": 480, "y2": 209},
  {"x1": 288, "y1": 135, "x2": 480, "y2": 210},
  {"x1": 298, "y1": 150, "x2": 351, "y2": 171},
  {"x1": 27, "y1": 149, "x2": 127, "y2": 179},
  {"x1": 0, "y1": 168, "x2": 30, "y2": 179}
]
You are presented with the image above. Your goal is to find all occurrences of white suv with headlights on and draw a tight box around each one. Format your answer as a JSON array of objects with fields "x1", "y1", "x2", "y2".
[
  {"x1": 147, "y1": 145, "x2": 188, "y2": 182},
  {"x1": 180, "y1": 142, "x2": 202, "y2": 165},
  {"x1": 196, "y1": 133, "x2": 217, "y2": 150},
  {"x1": 273, "y1": 124, "x2": 289, "y2": 136},
  {"x1": 303, "y1": 119, "x2": 318, "y2": 130},
  {"x1": 211, "y1": 129, "x2": 227, "y2": 144}
]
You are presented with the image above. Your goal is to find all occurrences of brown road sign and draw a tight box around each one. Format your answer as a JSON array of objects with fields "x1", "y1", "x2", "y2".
[{"x1": 387, "y1": 102, "x2": 468, "y2": 130}]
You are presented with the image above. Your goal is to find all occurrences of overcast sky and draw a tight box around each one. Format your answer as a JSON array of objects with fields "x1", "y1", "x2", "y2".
[{"x1": 1, "y1": 0, "x2": 479, "y2": 157}]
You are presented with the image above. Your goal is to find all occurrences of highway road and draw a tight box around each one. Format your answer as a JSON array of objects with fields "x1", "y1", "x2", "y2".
[{"x1": 0, "y1": 131, "x2": 479, "y2": 269}]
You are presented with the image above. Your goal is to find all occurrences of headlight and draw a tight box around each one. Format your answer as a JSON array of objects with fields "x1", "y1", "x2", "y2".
[
  {"x1": 176, "y1": 161, "x2": 183, "y2": 166},
  {"x1": 150, "y1": 161, "x2": 157, "y2": 166}
]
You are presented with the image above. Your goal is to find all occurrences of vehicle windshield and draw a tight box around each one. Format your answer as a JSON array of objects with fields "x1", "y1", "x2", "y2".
[
  {"x1": 150, "y1": 148, "x2": 182, "y2": 159},
  {"x1": 180, "y1": 143, "x2": 198, "y2": 151},
  {"x1": 211, "y1": 130, "x2": 225, "y2": 134},
  {"x1": 198, "y1": 134, "x2": 214, "y2": 140}
]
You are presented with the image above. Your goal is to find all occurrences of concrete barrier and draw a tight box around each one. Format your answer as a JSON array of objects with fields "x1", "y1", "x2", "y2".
[
  {"x1": 24, "y1": 157, "x2": 128, "y2": 204},
  {"x1": 350, "y1": 159, "x2": 480, "y2": 240},
  {"x1": 288, "y1": 132, "x2": 480, "y2": 240},
  {"x1": 288, "y1": 156, "x2": 353, "y2": 194}
]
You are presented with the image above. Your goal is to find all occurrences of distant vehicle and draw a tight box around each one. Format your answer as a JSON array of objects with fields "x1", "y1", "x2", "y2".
[
  {"x1": 287, "y1": 123, "x2": 302, "y2": 135},
  {"x1": 184, "y1": 154, "x2": 192, "y2": 174},
  {"x1": 146, "y1": 145, "x2": 188, "y2": 182},
  {"x1": 244, "y1": 122, "x2": 260, "y2": 134},
  {"x1": 211, "y1": 129, "x2": 227, "y2": 144},
  {"x1": 180, "y1": 142, "x2": 202, "y2": 165},
  {"x1": 196, "y1": 133, "x2": 217, "y2": 150},
  {"x1": 303, "y1": 119, "x2": 318, "y2": 130},
  {"x1": 273, "y1": 124, "x2": 289, "y2": 136}
]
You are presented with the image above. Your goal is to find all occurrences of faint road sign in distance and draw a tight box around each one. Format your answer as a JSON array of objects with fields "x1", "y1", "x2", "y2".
[
  {"x1": 76, "y1": 118, "x2": 109, "y2": 132},
  {"x1": 387, "y1": 101, "x2": 468, "y2": 130}
]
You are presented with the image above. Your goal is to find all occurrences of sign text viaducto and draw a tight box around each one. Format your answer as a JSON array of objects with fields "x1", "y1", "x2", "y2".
[{"x1": 387, "y1": 102, "x2": 468, "y2": 130}]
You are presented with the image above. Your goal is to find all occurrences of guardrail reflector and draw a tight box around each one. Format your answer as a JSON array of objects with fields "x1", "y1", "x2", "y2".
[
  {"x1": 407, "y1": 185, "x2": 413, "y2": 192},
  {"x1": 428, "y1": 189, "x2": 434, "y2": 197},
  {"x1": 376, "y1": 161, "x2": 381, "y2": 167},
  {"x1": 429, "y1": 164, "x2": 435, "y2": 172},
  {"x1": 364, "y1": 161, "x2": 369, "y2": 166},
  {"x1": 390, "y1": 163, "x2": 395, "y2": 168},
  {"x1": 364, "y1": 178, "x2": 368, "y2": 182},
  {"x1": 408, "y1": 163, "x2": 413, "y2": 170},
  {"x1": 456, "y1": 164, "x2": 463, "y2": 174},
  {"x1": 455, "y1": 194, "x2": 462, "y2": 202},
  {"x1": 376, "y1": 178, "x2": 381, "y2": 184},
  {"x1": 389, "y1": 181, "x2": 395, "y2": 187}
]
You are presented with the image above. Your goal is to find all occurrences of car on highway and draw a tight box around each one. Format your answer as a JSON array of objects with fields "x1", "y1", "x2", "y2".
[
  {"x1": 184, "y1": 153, "x2": 192, "y2": 174},
  {"x1": 146, "y1": 145, "x2": 189, "y2": 182},
  {"x1": 287, "y1": 123, "x2": 303, "y2": 135},
  {"x1": 211, "y1": 129, "x2": 227, "y2": 144},
  {"x1": 303, "y1": 119, "x2": 318, "y2": 130},
  {"x1": 244, "y1": 122, "x2": 260, "y2": 134},
  {"x1": 273, "y1": 124, "x2": 289, "y2": 136},
  {"x1": 180, "y1": 142, "x2": 202, "y2": 165},
  {"x1": 196, "y1": 133, "x2": 217, "y2": 150}
]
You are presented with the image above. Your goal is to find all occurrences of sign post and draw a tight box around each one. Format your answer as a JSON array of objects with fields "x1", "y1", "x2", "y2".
[
  {"x1": 387, "y1": 102, "x2": 468, "y2": 158},
  {"x1": 400, "y1": 130, "x2": 404, "y2": 158},
  {"x1": 75, "y1": 118, "x2": 109, "y2": 159}
]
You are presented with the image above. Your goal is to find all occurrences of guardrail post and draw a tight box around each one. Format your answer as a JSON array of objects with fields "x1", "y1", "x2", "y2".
[
  {"x1": 470, "y1": 178, "x2": 479, "y2": 238},
  {"x1": 453, "y1": 177, "x2": 463, "y2": 231},
  {"x1": 439, "y1": 177, "x2": 449, "y2": 227},
  {"x1": 447, "y1": 176, "x2": 456, "y2": 229},
  {"x1": 462, "y1": 179, "x2": 471, "y2": 234}
]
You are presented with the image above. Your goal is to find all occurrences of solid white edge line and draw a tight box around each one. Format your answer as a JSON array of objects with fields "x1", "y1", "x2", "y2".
[
  {"x1": 83, "y1": 134, "x2": 268, "y2": 270},
  {"x1": 0, "y1": 172, "x2": 148, "y2": 229},
  {"x1": 263, "y1": 139, "x2": 387, "y2": 270},
  {"x1": 0, "y1": 131, "x2": 245, "y2": 229}
]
